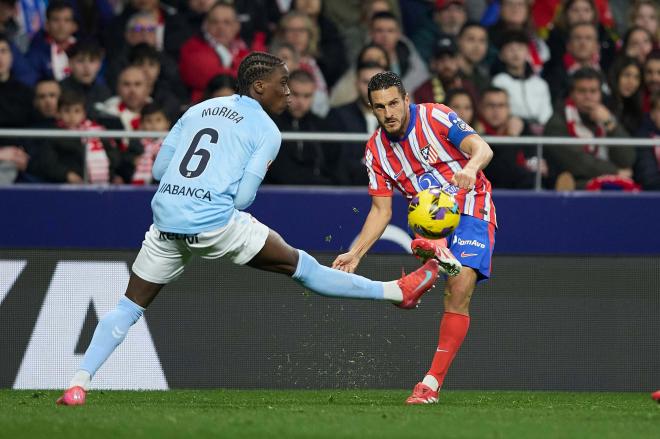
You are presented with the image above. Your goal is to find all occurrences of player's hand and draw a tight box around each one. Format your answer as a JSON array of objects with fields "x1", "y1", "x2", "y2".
[
  {"x1": 451, "y1": 167, "x2": 477, "y2": 190},
  {"x1": 332, "y1": 252, "x2": 361, "y2": 273}
]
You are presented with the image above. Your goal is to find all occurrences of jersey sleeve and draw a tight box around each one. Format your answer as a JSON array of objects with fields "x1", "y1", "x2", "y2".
[
  {"x1": 365, "y1": 142, "x2": 393, "y2": 197},
  {"x1": 244, "y1": 122, "x2": 281, "y2": 180},
  {"x1": 152, "y1": 116, "x2": 183, "y2": 180},
  {"x1": 430, "y1": 104, "x2": 476, "y2": 150}
]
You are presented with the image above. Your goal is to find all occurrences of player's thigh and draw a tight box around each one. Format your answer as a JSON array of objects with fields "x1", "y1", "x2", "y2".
[
  {"x1": 192, "y1": 211, "x2": 297, "y2": 274},
  {"x1": 132, "y1": 224, "x2": 192, "y2": 286}
]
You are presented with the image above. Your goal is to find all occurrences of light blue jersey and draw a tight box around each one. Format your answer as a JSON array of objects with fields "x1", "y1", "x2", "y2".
[{"x1": 151, "y1": 95, "x2": 281, "y2": 234}]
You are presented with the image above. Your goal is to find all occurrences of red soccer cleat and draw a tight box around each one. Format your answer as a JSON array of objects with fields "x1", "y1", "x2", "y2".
[
  {"x1": 411, "y1": 238, "x2": 462, "y2": 277},
  {"x1": 405, "y1": 382, "x2": 439, "y2": 404},
  {"x1": 396, "y1": 259, "x2": 439, "y2": 309},
  {"x1": 56, "y1": 386, "x2": 86, "y2": 406},
  {"x1": 652, "y1": 390, "x2": 660, "y2": 402}
]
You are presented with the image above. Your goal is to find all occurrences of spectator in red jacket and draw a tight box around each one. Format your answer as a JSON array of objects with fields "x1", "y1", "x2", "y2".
[{"x1": 179, "y1": 2, "x2": 265, "y2": 103}]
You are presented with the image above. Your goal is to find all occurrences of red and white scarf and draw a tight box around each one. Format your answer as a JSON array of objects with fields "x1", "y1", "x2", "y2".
[
  {"x1": 75, "y1": 119, "x2": 110, "y2": 184},
  {"x1": 132, "y1": 138, "x2": 162, "y2": 185},
  {"x1": 203, "y1": 29, "x2": 248, "y2": 68},
  {"x1": 564, "y1": 97, "x2": 607, "y2": 160},
  {"x1": 563, "y1": 52, "x2": 600, "y2": 75},
  {"x1": 47, "y1": 34, "x2": 75, "y2": 80}
]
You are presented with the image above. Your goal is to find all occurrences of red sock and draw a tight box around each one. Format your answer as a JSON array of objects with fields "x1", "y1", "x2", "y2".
[{"x1": 427, "y1": 312, "x2": 470, "y2": 390}]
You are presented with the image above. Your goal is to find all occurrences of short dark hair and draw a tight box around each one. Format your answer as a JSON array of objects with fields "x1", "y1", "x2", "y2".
[
  {"x1": 568, "y1": 21, "x2": 597, "y2": 39},
  {"x1": 367, "y1": 71, "x2": 406, "y2": 103},
  {"x1": 46, "y1": 0, "x2": 74, "y2": 20},
  {"x1": 356, "y1": 60, "x2": 385, "y2": 74},
  {"x1": 458, "y1": 21, "x2": 486, "y2": 39},
  {"x1": 288, "y1": 68, "x2": 315, "y2": 84},
  {"x1": 481, "y1": 86, "x2": 508, "y2": 99},
  {"x1": 569, "y1": 67, "x2": 603, "y2": 91},
  {"x1": 499, "y1": 30, "x2": 529, "y2": 48},
  {"x1": 128, "y1": 43, "x2": 160, "y2": 65},
  {"x1": 0, "y1": 32, "x2": 10, "y2": 47},
  {"x1": 58, "y1": 89, "x2": 86, "y2": 110},
  {"x1": 370, "y1": 11, "x2": 398, "y2": 27},
  {"x1": 444, "y1": 87, "x2": 473, "y2": 105},
  {"x1": 66, "y1": 39, "x2": 104, "y2": 60},
  {"x1": 646, "y1": 49, "x2": 660, "y2": 66},
  {"x1": 356, "y1": 42, "x2": 390, "y2": 68},
  {"x1": 204, "y1": 73, "x2": 237, "y2": 99},
  {"x1": 237, "y1": 51, "x2": 284, "y2": 96},
  {"x1": 141, "y1": 102, "x2": 168, "y2": 119}
]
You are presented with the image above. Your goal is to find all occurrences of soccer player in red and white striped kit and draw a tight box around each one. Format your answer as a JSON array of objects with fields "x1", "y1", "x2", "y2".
[{"x1": 333, "y1": 71, "x2": 497, "y2": 404}]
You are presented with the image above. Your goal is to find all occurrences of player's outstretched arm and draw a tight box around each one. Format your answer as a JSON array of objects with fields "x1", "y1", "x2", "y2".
[
  {"x1": 332, "y1": 196, "x2": 392, "y2": 273},
  {"x1": 452, "y1": 135, "x2": 494, "y2": 190}
]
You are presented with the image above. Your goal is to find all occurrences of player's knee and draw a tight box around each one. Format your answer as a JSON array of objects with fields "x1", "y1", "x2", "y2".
[{"x1": 444, "y1": 286, "x2": 472, "y2": 312}]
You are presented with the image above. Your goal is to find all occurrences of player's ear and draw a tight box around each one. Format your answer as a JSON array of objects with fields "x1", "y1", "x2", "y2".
[
  {"x1": 253, "y1": 79, "x2": 265, "y2": 95},
  {"x1": 404, "y1": 93, "x2": 410, "y2": 106}
]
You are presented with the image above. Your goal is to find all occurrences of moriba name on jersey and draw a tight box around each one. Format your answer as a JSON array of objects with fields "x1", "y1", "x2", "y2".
[{"x1": 201, "y1": 106, "x2": 244, "y2": 123}]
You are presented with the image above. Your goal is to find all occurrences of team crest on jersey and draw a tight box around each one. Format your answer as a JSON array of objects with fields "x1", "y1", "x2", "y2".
[{"x1": 420, "y1": 143, "x2": 440, "y2": 164}]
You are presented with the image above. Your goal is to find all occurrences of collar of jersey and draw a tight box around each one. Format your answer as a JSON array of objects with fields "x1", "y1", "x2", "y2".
[
  {"x1": 234, "y1": 94, "x2": 262, "y2": 109},
  {"x1": 384, "y1": 104, "x2": 417, "y2": 142}
]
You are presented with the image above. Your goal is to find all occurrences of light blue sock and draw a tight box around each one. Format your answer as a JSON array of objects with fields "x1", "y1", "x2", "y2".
[
  {"x1": 292, "y1": 250, "x2": 385, "y2": 300},
  {"x1": 79, "y1": 296, "x2": 145, "y2": 377}
]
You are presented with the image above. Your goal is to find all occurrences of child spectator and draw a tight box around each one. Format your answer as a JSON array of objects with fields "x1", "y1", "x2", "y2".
[
  {"x1": 118, "y1": 103, "x2": 170, "y2": 185},
  {"x1": 31, "y1": 90, "x2": 117, "y2": 184},
  {"x1": 60, "y1": 39, "x2": 111, "y2": 119},
  {"x1": 492, "y1": 30, "x2": 553, "y2": 131}
]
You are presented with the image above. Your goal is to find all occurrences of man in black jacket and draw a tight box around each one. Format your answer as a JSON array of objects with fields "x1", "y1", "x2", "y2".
[
  {"x1": 267, "y1": 69, "x2": 333, "y2": 185},
  {"x1": 326, "y1": 61, "x2": 384, "y2": 185}
]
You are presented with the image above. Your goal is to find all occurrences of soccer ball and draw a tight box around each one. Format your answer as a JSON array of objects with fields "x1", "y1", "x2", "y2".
[{"x1": 408, "y1": 188, "x2": 460, "y2": 239}]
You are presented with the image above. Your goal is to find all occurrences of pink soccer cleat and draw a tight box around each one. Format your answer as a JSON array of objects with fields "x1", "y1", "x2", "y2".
[
  {"x1": 56, "y1": 386, "x2": 86, "y2": 406},
  {"x1": 396, "y1": 259, "x2": 439, "y2": 309},
  {"x1": 405, "y1": 382, "x2": 439, "y2": 404},
  {"x1": 652, "y1": 390, "x2": 660, "y2": 403},
  {"x1": 411, "y1": 237, "x2": 462, "y2": 277}
]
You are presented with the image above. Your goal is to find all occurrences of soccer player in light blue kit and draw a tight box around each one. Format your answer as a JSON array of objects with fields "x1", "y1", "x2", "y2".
[{"x1": 57, "y1": 52, "x2": 439, "y2": 405}]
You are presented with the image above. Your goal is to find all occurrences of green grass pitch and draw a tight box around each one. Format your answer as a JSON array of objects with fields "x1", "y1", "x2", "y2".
[{"x1": 2, "y1": 390, "x2": 658, "y2": 438}]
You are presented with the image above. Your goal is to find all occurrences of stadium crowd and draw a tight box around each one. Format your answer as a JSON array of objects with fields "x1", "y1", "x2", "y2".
[{"x1": 0, "y1": 0, "x2": 659, "y2": 190}]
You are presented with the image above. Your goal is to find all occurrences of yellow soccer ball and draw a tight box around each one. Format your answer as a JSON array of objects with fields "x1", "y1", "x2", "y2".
[{"x1": 408, "y1": 188, "x2": 461, "y2": 239}]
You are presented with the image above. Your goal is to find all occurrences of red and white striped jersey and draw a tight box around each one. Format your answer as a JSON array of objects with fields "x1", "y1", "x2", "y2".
[{"x1": 365, "y1": 103, "x2": 497, "y2": 227}]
